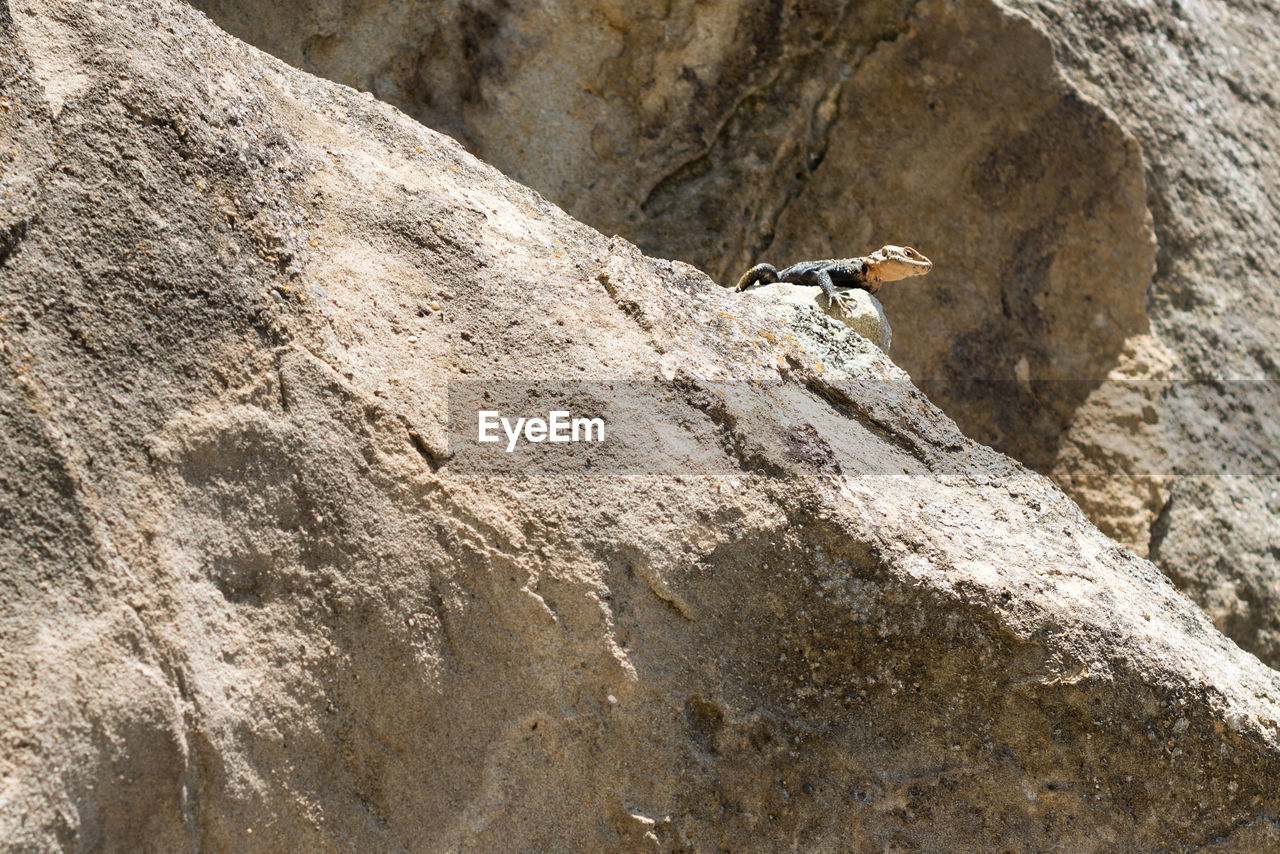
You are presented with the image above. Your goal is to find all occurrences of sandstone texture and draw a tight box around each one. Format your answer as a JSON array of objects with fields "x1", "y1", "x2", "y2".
[
  {"x1": 186, "y1": 0, "x2": 1280, "y2": 670},
  {"x1": 6, "y1": 1, "x2": 1280, "y2": 851}
]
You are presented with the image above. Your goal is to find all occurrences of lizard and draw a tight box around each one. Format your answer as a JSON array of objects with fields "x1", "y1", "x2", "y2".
[{"x1": 734, "y1": 245, "x2": 932, "y2": 311}]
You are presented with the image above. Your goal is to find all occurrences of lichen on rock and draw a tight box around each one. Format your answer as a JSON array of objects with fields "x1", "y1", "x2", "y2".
[{"x1": 741, "y1": 282, "x2": 893, "y2": 353}]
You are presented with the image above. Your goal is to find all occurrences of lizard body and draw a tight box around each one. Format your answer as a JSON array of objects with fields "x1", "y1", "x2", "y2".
[{"x1": 735, "y1": 245, "x2": 932, "y2": 311}]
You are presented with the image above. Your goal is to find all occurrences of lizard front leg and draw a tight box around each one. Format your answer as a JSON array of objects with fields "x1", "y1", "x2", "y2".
[{"x1": 804, "y1": 268, "x2": 850, "y2": 313}]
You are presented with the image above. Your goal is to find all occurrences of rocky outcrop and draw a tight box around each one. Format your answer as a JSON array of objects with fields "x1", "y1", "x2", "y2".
[
  {"x1": 185, "y1": 0, "x2": 1280, "y2": 669},
  {"x1": 742, "y1": 284, "x2": 893, "y2": 352},
  {"x1": 1003, "y1": 0, "x2": 1280, "y2": 678},
  {"x1": 5, "y1": 1, "x2": 1280, "y2": 850}
]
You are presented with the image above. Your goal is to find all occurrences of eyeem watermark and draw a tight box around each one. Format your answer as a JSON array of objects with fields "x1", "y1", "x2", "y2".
[
  {"x1": 448, "y1": 379, "x2": 1280, "y2": 475},
  {"x1": 477, "y1": 410, "x2": 606, "y2": 453}
]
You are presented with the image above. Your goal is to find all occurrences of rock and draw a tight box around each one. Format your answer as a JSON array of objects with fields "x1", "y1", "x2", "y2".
[
  {"x1": 1002, "y1": 0, "x2": 1280, "y2": 669},
  {"x1": 1149, "y1": 477, "x2": 1280, "y2": 670},
  {"x1": 741, "y1": 283, "x2": 892, "y2": 352},
  {"x1": 185, "y1": 0, "x2": 1280, "y2": 669},
  {"x1": 7, "y1": 1, "x2": 1280, "y2": 851}
]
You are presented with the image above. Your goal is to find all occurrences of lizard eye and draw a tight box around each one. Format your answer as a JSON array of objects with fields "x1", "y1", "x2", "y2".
[{"x1": 904, "y1": 248, "x2": 916, "y2": 257}]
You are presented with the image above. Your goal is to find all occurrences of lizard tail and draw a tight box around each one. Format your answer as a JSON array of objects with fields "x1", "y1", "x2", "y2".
[{"x1": 735, "y1": 263, "x2": 779, "y2": 291}]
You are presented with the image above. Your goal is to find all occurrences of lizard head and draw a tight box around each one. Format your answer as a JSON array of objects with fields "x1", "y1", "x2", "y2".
[{"x1": 865, "y1": 245, "x2": 933, "y2": 282}]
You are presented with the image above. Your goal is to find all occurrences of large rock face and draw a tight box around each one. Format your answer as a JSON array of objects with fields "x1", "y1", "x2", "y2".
[
  {"x1": 1003, "y1": 0, "x2": 1280, "y2": 691},
  {"x1": 5, "y1": 0, "x2": 1280, "y2": 851},
  {"x1": 186, "y1": 0, "x2": 1280, "y2": 670}
]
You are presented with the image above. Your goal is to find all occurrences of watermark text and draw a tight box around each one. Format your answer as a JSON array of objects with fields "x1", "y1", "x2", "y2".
[{"x1": 477, "y1": 410, "x2": 606, "y2": 452}]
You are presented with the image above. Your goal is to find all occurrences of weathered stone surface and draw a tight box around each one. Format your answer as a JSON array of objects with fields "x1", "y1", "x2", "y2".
[
  {"x1": 1150, "y1": 477, "x2": 1280, "y2": 673},
  {"x1": 184, "y1": 0, "x2": 1280, "y2": 668},
  {"x1": 1002, "y1": 0, "x2": 1280, "y2": 668},
  {"x1": 741, "y1": 283, "x2": 892, "y2": 352},
  {"x1": 6, "y1": 1, "x2": 1280, "y2": 850}
]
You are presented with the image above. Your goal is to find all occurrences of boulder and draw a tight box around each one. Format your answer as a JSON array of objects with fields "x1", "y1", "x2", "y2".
[{"x1": 185, "y1": 0, "x2": 1280, "y2": 668}]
